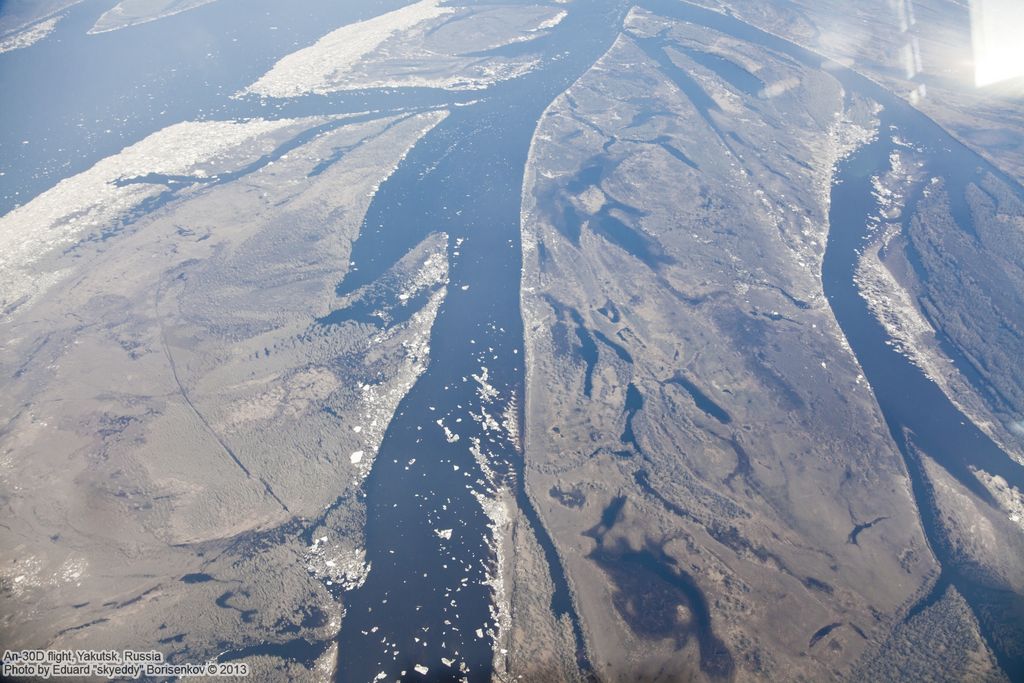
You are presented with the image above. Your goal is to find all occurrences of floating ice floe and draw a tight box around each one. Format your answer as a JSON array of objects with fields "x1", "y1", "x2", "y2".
[
  {"x1": 244, "y1": 0, "x2": 454, "y2": 98},
  {"x1": 535, "y1": 10, "x2": 567, "y2": 31},
  {"x1": 0, "y1": 15, "x2": 62, "y2": 54},
  {"x1": 305, "y1": 540, "x2": 370, "y2": 591},
  {"x1": 243, "y1": 0, "x2": 564, "y2": 96}
]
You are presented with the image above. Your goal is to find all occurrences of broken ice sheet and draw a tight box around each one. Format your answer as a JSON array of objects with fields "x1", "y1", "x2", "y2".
[
  {"x1": 0, "y1": 116, "x2": 333, "y2": 313},
  {"x1": 243, "y1": 0, "x2": 567, "y2": 96}
]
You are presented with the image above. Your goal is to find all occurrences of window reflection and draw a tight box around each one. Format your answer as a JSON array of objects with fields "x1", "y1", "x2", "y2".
[{"x1": 971, "y1": 0, "x2": 1024, "y2": 86}]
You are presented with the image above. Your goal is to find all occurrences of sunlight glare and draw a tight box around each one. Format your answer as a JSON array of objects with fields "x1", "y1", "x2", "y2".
[{"x1": 971, "y1": 0, "x2": 1024, "y2": 86}]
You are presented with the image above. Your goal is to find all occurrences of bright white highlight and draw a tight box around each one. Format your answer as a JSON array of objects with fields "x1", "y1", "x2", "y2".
[
  {"x1": 971, "y1": 0, "x2": 1024, "y2": 86},
  {"x1": 244, "y1": 0, "x2": 454, "y2": 98}
]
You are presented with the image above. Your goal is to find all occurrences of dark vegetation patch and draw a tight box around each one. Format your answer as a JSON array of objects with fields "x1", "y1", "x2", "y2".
[
  {"x1": 585, "y1": 499, "x2": 735, "y2": 680},
  {"x1": 665, "y1": 373, "x2": 731, "y2": 424},
  {"x1": 550, "y1": 485, "x2": 586, "y2": 509},
  {"x1": 848, "y1": 516, "x2": 888, "y2": 545},
  {"x1": 809, "y1": 622, "x2": 843, "y2": 648},
  {"x1": 181, "y1": 573, "x2": 214, "y2": 584},
  {"x1": 620, "y1": 383, "x2": 645, "y2": 453}
]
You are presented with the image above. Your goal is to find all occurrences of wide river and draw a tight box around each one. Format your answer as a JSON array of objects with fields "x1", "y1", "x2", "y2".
[{"x1": 331, "y1": 4, "x2": 627, "y2": 680}]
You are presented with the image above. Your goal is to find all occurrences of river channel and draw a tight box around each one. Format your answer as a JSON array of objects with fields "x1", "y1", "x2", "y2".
[
  {"x1": 332, "y1": 3, "x2": 626, "y2": 681},
  {"x1": 641, "y1": 2, "x2": 1024, "y2": 678}
]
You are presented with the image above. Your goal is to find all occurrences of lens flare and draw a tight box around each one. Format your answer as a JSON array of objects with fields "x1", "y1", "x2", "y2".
[{"x1": 971, "y1": 0, "x2": 1024, "y2": 87}]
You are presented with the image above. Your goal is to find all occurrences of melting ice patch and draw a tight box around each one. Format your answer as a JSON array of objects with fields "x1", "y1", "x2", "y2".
[
  {"x1": 473, "y1": 489, "x2": 512, "y2": 680},
  {"x1": 0, "y1": 117, "x2": 325, "y2": 312},
  {"x1": 307, "y1": 535, "x2": 371, "y2": 591},
  {"x1": 244, "y1": 0, "x2": 455, "y2": 98},
  {"x1": 243, "y1": 1, "x2": 566, "y2": 96},
  {"x1": 0, "y1": 15, "x2": 62, "y2": 54},
  {"x1": 535, "y1": 10, "x2": 567, "y2": 31}
]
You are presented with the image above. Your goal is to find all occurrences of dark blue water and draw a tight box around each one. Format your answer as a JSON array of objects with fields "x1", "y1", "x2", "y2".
[
  {"x1": 332, "y1": 3, "x2": 627, "y2": 681},
  {"x1": 666, "y1": 374, "x2": 732, "y2": 425}
]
